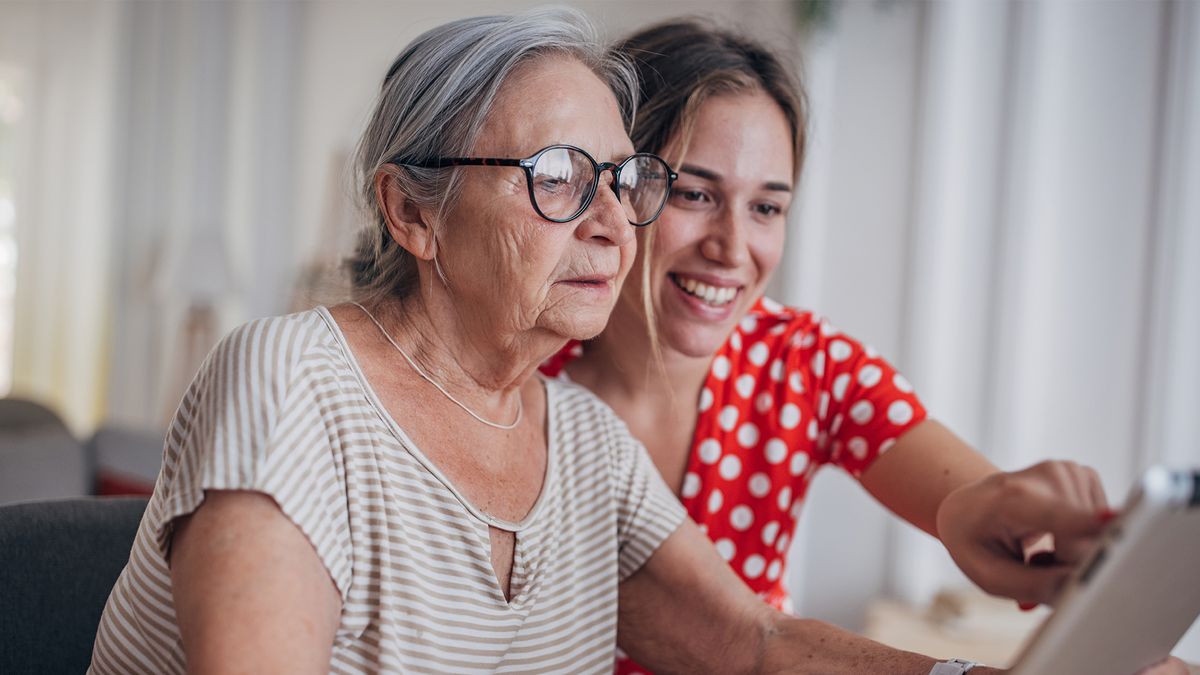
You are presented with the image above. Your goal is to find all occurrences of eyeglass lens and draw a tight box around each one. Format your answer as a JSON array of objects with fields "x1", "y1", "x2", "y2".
[{"x1": 530, "y1": 147, "x2": 670, "y2": 225}]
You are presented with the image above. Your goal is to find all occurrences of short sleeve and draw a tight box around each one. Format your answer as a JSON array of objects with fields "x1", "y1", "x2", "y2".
[
  {"x1": 152, "y1": 316, "x2": 353, "y2": 598},
  {"x1": 606, "y1": 415, "x2": 687, "y2": 582},
  {"x1": 791, "y1": 319, "x2": 927, "y2": 477}
]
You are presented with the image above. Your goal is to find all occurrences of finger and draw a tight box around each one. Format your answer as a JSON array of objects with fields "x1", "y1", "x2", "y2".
[
  {"x1": 968, "y1": 554, "x2": 1074, "y2": 606},
  {"x1": 1083, "y1": 466, "x2": 1110, "y2": 514},
  {"x1": 1000, "y1": 487, "x2": 1106, "y2": 540},
  {"x1": 1041, "y1": 532, "x2": 1102, "y2": 567}
]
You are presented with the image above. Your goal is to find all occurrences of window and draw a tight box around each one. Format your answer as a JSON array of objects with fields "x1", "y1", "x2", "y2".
[{"x1": 0, "y1": 66, "x2": 21, "y2": 395}]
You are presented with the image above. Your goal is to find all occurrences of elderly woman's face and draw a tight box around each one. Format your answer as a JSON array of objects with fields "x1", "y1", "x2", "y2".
[{"x1": 432, "y1": 56, "x2": 637, "y2": 345}]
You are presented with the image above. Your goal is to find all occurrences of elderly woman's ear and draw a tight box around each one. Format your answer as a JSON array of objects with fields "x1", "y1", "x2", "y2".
[{"x1": 374, "y1": 166, "x2": 437, "y2": 261}]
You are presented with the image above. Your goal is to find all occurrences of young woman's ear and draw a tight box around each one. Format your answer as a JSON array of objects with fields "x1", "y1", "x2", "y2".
[{"x1": 374, "y1": 166, "x2": 437, "y2": 261}]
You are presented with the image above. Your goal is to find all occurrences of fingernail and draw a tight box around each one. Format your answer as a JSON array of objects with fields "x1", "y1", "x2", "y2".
[
  {"x1": 1018, "y1": 602, "x2": 1037, "y2": 611},
  {"x1": 1098, "y1": 509, "x2": 1118, "y2": 524}
]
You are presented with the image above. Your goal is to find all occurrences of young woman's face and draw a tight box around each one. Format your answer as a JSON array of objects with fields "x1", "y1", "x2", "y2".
[{"x1": 631, "y1": 91, "x2": 794, "y2": 358}]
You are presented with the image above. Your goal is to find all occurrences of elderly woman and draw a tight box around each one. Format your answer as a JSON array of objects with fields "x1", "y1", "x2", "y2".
[{"x1": 87, "y1": 9, "x2": 1136, "y2": 675}]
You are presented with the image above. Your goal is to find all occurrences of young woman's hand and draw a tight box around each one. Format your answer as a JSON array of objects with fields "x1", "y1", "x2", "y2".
[{"x1": 935, "y1": 460, "x2": 1110, "y2": 607}]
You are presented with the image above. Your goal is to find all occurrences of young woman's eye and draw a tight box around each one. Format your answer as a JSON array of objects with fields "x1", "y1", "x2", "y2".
[
  {"x1": 753, "y1": 202, "x2": 783, "y2": 217},
  {"x1": 670, "y1": 188, "x2": 710, "y2": 203}
]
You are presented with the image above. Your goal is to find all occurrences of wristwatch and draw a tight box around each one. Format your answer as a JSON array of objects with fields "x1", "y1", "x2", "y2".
[{"x1": 929, "y1": 658, "x2": 978, "y2": 674}]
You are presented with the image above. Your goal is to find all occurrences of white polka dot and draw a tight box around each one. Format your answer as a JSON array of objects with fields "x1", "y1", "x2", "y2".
[
  {"x1": 879, "y1": 438, "x2": 897, "y2": 454},
  {"x1": 779, "y1": 403, "x2": 801, "y2": 429},
  {"x1": 761, "y1": 520, "x2": 781, "y2": 546},
  {"x1": 788, "y1": 371, "x2": 804, "y2": 393},
  {"x1": 806, "y1": 418, "x2": 818, "y2": 441},
  {"x1": 730, "y1": 331, "x2": 743, "y2": 351},
  {"x1": 766, "y1": 558, "x2": 783, "y2": 581},
  {"x1": 857, "y1": 364, "x2": 883, "y2": 388},
  {"x1": 818, "y1": 392, "x2": 830, "y2": 420},
  {"x1": 735, "y1": 373, "x2": 756, "y2": 398},
  {"x1": 888, "y1": 400, "x2": 914, "y2": 425},
  {"x1": 790, "y1": 451, "x2": 810, "y2": 476},
  {"x1": 770, "y1": 323, "x2": 787, "y2": 336},
  {"x1": 790, "y1": 499, "x2": 804, "y2": 519},
  {"x1": 776, "y1": 533, "x2": 791, "y2": 554},
  {"x1": 764, "y1": 438, "x2": 787, "y2": 464},
  {"x1": 737, "y1": 422, "x2": 760, "y2": 449},
  {"x1": 715, "y1": 538, "x2": 736, "y2": 561},
  {"x1": 817, "y1": 430, "x2": 830, "y2": 451},
  {"x1": 847, "y1": 436, "x2": 869, "y2": 459},
  {"x1": 761, "y1": 297, "x2": 783, "y2": 312},
  {"x1": 755, "y1": 392, "x2": 774, "y2": 413},
  {"x1": 748, "y1": 342, "x2": 769, "y2": 366},
  {"x1": 698, "y1": 438, "x2": 722, "y2": 464},
  {"x1": 865, "y1": 344, "x2": 879, "y2": 358},
  {"x1": 740, "y1": 315, "x2": 758, "y2": 334},
  {"x1": 894, "y1": 373, "x2": 913, "y2": 393},
  {"x1": 799, "y1": 332, "x2": 817, "y2": 349},
  {"x1": 777, "y1": 485, "x2": 793, "y2": 510},
  {"x1": 819, "y1": 320, "x2": 836, "y2": 336},
  {"x1": 708, "y1": 489, "x2": 724, "y2": 513},
  {"x1": 748, "y1": 472, "x2": 772, "y2": 497},
  {"x1": 829, "y1": 339, "x2": 853, "y2": 362},
  {"x1": 712, "y1": 355, "x2": 731, "y2": 380},
  {"x1": 681, "y1": 472, "x2": 701, "y2": 498},
  {"x1": 718, "y1": 405, "x2": 739, "y2": 431},
  {"x1": 769, "y1": 359, "x2": 784, "y2": 381},
  {"x1": 830, "y1": 413, "x2": 844, "y2": 436},
  {"x1": 743, "y1": 554, "x2": 766, "y2": 579},
  {"x1": 719, "y1": 454, "x2": 743, "y2": 480},
  {"x1": 811, "y1": 351, "x2": 825, "y2": 377},
  {"x1": 698, "y1": 387, "x2": 714, "y2": 412},
  {"x1": 730, "y1": 505, "x2": 754, "y2": 531},
  {"x1": 832, "y1": 373, "x2": 851, "y2": 401},
  {"x1": 850, "y1": 400, "x2": 875, "y2": 425}
]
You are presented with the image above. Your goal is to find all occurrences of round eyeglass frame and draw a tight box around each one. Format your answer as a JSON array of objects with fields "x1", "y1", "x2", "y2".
[{"x1": 397, "y1": 144, "x2": 678, "y2": 227}]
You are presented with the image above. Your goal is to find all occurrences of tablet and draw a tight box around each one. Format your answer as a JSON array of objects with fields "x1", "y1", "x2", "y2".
[{"x1": 1011, "y1": 466, "x2": 1200, "y2": 674}]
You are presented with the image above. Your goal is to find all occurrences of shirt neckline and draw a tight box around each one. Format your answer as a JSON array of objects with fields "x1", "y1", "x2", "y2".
[{"x1": 314, "y1": 305, "x2": 557, "y2": 534}]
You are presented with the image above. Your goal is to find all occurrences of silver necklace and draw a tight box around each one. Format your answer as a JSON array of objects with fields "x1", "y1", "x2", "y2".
[{"x1": 352, "y1": 302, "x2": 523, "y2": 431}]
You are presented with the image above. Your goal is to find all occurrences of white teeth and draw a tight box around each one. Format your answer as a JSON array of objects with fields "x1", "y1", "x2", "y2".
[{"x1": 672, "y1": 274, "x2": 738, "y2": 306}]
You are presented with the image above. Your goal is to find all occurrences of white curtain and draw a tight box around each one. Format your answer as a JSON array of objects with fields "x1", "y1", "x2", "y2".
[
  {"x1": 2, "y1": 1, "x2": 126, "y2": 435},
  {"x1": 780, "y1": 0, "x2": 1200, "y2": 658}
]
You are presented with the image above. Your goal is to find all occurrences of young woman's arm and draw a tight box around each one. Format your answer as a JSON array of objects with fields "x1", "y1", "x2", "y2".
[
  {"x1": 169, "y1": 489, "x2": 342, "y2": 673},
  {"x1": 859, "y1": 419, "x2": 1110, "y2": 605}
]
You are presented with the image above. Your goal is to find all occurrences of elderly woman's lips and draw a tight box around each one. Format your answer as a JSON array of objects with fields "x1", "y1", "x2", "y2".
[{"x1": 559, "y1": 276, "x2": 614, "y2": 285}]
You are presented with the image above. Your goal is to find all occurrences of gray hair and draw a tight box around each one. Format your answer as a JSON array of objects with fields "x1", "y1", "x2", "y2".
[{"x1": 346, "y1": 7, "x2": 638, "y2": 303}]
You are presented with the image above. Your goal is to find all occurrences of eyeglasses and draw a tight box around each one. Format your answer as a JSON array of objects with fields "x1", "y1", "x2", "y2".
[{"x1": 399, "y1": 144, "x2": 677, "y2": 227}]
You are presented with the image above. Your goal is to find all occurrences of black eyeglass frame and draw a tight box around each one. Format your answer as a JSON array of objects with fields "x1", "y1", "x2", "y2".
[{"x1": 398, "y1": 144, "x2": 678, "y2": 227}]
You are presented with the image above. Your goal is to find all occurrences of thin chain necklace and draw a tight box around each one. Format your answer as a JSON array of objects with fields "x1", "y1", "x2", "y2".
[{"x1": 352, "y1": 302, "x2": 523, "y2": 431}]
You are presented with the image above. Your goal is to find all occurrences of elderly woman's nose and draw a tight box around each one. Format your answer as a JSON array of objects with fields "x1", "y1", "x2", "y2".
[{"x1": 576, "y1": 178, "x2": 634, "y2": 246}]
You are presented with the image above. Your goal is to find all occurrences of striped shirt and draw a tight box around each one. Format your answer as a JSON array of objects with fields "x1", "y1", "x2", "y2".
[{"x1": 90, "y1": 307, "x2": 686, "y2": 674}]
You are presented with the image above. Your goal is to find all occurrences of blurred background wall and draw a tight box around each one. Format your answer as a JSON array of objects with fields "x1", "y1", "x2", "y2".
[{"x1": 0, "y1": 0, "x2": 1197, "y2": 662}]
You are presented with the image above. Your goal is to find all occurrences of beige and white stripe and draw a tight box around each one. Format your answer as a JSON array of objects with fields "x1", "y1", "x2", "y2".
[{"x1": 89, "y1": 307, "x2": 685, "y2": 674}]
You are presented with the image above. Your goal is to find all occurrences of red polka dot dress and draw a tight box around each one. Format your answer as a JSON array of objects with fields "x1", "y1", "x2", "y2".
[{"x1": 541, "y1": 297, "x2": 927, "y2": 674}]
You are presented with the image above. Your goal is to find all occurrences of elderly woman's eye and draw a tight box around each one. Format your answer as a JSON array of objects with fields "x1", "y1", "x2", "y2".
[{"x1": 534, "y1": 176, "x2": 573, "y2": 195}]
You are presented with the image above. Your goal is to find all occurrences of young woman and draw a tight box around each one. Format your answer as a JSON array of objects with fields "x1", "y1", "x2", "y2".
[{"x1": 542, "y1": 19, "x2": 1135, "y2": 674}]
